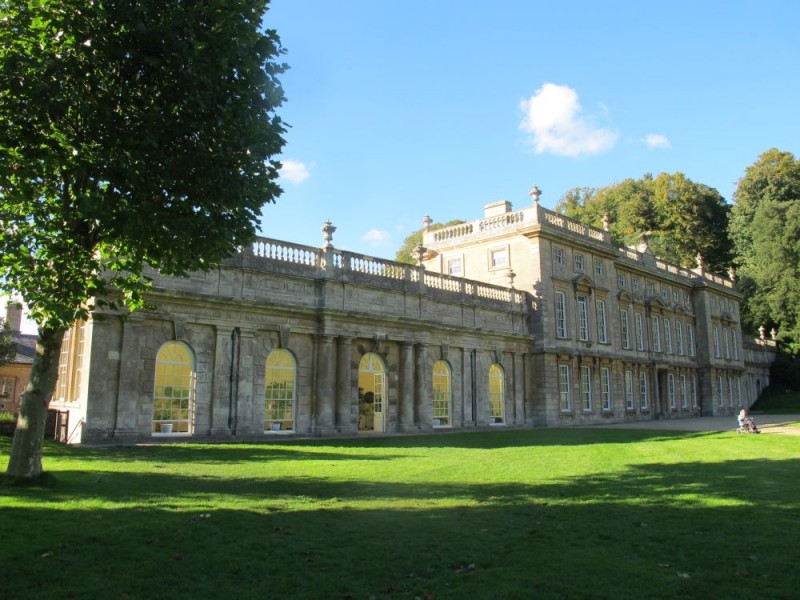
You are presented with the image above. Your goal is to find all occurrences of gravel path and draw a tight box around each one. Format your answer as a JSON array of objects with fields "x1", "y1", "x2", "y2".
[{"x1": 596, "y1": 413, "x2": 800, "y2": 435}]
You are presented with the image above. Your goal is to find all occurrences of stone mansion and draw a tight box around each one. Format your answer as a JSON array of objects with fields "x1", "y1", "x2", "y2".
[{"x1": 47, "y1": 189, "x2": 776, "y2": 443}]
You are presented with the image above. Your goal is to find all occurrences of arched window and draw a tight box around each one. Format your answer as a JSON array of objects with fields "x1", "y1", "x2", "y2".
[
  {"x1": 432, "y1": 361, "x2": 451, "y2": 427},
  {"x1": 488, "y1": 364, "x2": 504, "y2": 424},
  {"x1": 358, "y1": 353, "x2": 386, "y2": 433},
  {"x1": 264, "y1": 349, "x2": 296, "y2": 432},
  {"x1": 153, "y1": 341, "x2": 194, "y2": 435}
]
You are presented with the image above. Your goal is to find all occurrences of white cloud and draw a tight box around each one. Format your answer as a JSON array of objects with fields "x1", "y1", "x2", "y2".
[
  {"x1": 362, "y1": 228, "x2": 390, "y2": 245},
  {"x1": 645, "y1": 133, "x2": 671, "y2": 149},
  {"x1": 519, "y1": 83, "x2": 619, "y2": 157},
  {"x1": 279, "y1": 159, "x2": 310, "y2": 184}
]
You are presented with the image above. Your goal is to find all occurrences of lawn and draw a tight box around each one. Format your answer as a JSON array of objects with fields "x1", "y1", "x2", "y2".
[{"x1": 2, "y1": 428, "x2": 799, "y2": 599}]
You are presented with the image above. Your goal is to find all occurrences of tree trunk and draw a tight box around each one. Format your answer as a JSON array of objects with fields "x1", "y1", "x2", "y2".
[{"x1": 5, "y1": 325, "x2": 66, "y2": 480}]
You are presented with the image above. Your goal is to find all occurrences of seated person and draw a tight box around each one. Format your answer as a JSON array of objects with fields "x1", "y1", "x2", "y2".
[
  {"x1": 738, "y1": 409, "x2": 747, "y2": 428},
  {"x1": 738, "y1": 409, "x2": 759, "y2": 432}
]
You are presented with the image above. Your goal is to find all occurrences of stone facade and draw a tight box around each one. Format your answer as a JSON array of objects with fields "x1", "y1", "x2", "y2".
[
  {"x1": 47, "y1": 193, "x2": 777, "y2": 444},
  {"x1": 422, "y1": 194, "x2": 777, "y2": 425},
  {"x1": 51, "y1": 239, "x2": 533, "y2": 443}
]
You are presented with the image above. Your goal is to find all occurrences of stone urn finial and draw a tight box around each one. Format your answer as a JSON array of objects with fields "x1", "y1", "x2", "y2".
[
  {"x1": 759, "y1": 325, "x2": 766, "y2": 340},
  {"x1": 602, "y1": 213, "x2": 610, "y2": 232},
  {"x1": 321, "y1": 220, "x2": 336, "y2": 249},
  {"x1": 696, "y1": 253, "x2": 705, "y2": 274},
  {"x1": 422, "y1": 215, "x2": 432, "y2": 232},
  {"x1": 413, "y1": 244, "x2": 427, "y2": 266},
  {"x1": 770, "y1": 327, "x2": 777, "y2": 340},
  {"x1": 529, "y1": 185, "x2": 541, "y2": 205}
]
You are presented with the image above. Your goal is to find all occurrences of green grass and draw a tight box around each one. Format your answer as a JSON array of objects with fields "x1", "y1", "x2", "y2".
[{"x1": 2, "y1": 429, "x2": 799, "y2": 599}]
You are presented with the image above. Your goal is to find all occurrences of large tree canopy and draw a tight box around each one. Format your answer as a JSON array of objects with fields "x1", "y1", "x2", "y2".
[
  {"x1": 729, "y1": 149, "x2": 800, "y2": 350},
  {"x1": 556, "y1": 172, "x2": 732, "y2": 275},
  {"x1": 0, "y1": 0, "x2": 286, "y2": 479}
]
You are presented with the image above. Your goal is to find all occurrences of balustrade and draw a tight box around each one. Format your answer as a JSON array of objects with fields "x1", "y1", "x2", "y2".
[{"x1": 241, "y1": 236, "x2": 522, "y2": 310}]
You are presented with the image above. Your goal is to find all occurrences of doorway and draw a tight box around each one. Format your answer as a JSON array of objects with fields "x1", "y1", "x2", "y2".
[{"x1": 358, "y1": 353, "x2": 386, "y2": 432}]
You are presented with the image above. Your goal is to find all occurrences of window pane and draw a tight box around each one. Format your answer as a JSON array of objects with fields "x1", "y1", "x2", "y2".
[
  {"x1": 265, "y1": 349, "x2": 297, "y2": 431},
  {"x1": 432, "y1": 361, "x2": 451, "y2": 426},
  {"x1": 153, "y1": 342, "x2": 194, "y2": 434},
  {"x1": 489, "y1": 364, "x2": 504, "y2": 422}
]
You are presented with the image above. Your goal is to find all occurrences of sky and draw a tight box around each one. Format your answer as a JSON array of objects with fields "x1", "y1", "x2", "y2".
[{"x1": 263, "y1": 0, "x2": 800, "y2": 257}]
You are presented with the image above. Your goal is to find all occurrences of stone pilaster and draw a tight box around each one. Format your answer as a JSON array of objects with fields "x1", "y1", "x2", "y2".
[
  {"x1": 112, "y1": 318, "x2": 142, "y2": 440},
  {"x1": 336, "y1": 336, "x2": 354, "y2": 432},
  {"x1": 209, "y1": 326, "x2": 233, "y2": 436},
  {"x1": 314, "y1": 335, "x2": 336, "y2": 433},
  {"x1": 414, "y1": 343, "x2": 430, "y2": 429},
  {"x1": 513, "y1": 351, "x2": 525, "y2": 424},
  {"x1": 398, "y1": 342, "x2": 415, "y2": 431},
  {"x1": 234, "y1": 330, "x2": 255, "y2": 434}
]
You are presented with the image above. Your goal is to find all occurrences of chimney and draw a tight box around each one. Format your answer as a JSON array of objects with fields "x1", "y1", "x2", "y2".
[
  {"x1": 484, "y1": 200, "x2": 512, "y2": 218},
  {"x1": 5, "y1": 301, "x2": 22, "y2": 333}
]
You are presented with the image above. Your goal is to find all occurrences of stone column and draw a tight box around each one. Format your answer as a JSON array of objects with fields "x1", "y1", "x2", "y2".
[
  {"x1": 210, "y1": 326, "x2": 233, "y2": 436},
  {"x1": 414, "y1": 344, "x2": 429, "y2": 429},
  {"x1": 112, "y1": 318, "x2": 142, "y2": 440},
  {"x1": 513, "y1": 351, "x2": 525, "y2": 424},
  {"x1": 314, "y1": 335, "x2": 336, "y2": 433},
  {"x1": 398, "y1": 342, "x2": 415, "y2": 431},
  {"x1": 336, "y1": 336, "x2": 353, "y2": 431},
  {"x1": 235, "y1": 330, "x2": 255, "y2": 434}
]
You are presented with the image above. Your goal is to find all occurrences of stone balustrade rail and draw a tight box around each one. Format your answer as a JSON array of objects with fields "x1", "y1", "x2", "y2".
[
  {"x1": 242, "y1": 236, "x2": 525, "y2": 308},
  {"x1": 424, "y1": 203, "x2": 735, "y2": 290}
]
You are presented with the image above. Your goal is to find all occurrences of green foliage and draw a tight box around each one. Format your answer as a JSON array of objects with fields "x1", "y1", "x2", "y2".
[
  {"x1": 751, "y1": 384, "x2": 800, "y2": 413},
  {"x1": 0, "y1": 0, "x2": 287, "y2": 329},
  {"x1": 770, "y1": 351, "x2": 800, "y2": 391},
  {"x1": 0, "y1": 319, "x2": 15, "y2": 366},
  {"x1": 0, "y1": 411, "x2": 15, "y2": 422},
  {"x1": 395, "y1": 219, "x2": 465, "y2": 264},
  {"x1": 556, "y1": 172, "x2": 732, "y2": 274},
  {"x1": 730, "y1": 149, "x2": 800, "y2": 349}
]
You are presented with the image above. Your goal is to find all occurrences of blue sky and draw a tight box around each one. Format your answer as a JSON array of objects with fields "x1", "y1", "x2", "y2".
[{"x1": 264, "y1": 0, "x2": 800, "y2": 257}]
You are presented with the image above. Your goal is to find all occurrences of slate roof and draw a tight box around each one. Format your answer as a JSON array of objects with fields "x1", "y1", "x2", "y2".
[{"x1": 11, "y1": 332, "x2": 37, "y2": 365}]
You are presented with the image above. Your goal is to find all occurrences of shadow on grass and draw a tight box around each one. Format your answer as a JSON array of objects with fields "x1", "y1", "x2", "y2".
[
  {"x1": 1, "y1": 428, "x2": 721, "y2": 469},
  {"x1": 4, "y1": 457, "x2": 798, "y2": 508},
  {"x1": 2, "y1": 456, "x2": 799, "y2": 599}
]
